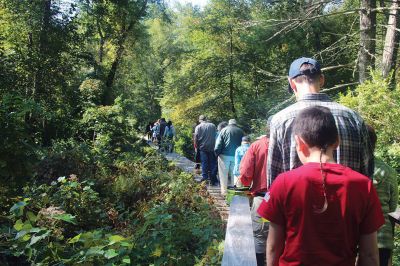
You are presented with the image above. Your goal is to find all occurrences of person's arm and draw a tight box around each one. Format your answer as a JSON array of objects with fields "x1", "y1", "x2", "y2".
[
  {"x1": 194, "y1": 126, "x2": 200, "y2": 149},
  {"x1": 214, "y1": 131, "x2": 224, "y2": 156},
  {"x1": 267, "y1": 222, "x2": 285, "y2": 266},
  {"x1": 357, "y1": 232, "x2": 379, "y2": 266}
]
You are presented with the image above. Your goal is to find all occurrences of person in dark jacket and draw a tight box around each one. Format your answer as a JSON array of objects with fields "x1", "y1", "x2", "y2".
[
  {"x1": 215, "y1": 119, "x2": 244, "y2": 195},
  {"x1": 158, "y1": 118, "x2": 167, "y2": 146},
  {"x1": 194, "y1": 115, "x2": 218, "y2": 185}
]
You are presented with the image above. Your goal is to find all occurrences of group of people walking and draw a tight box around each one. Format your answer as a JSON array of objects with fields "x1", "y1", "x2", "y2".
[
  {"x1": 145, "y1": 118, "x2": 176, "y2": 152},
  {"x1": 194, "y1": 57, "x2": 398, "y2": 266},
  {"x1": 194, "y1": 116, "x2": 250, "y2": 194}
]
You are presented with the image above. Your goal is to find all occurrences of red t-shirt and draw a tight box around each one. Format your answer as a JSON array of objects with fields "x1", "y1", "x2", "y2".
[
  {"x1": 239, "y1": 137, "x2": 269, "y2": 194},
  {"x1": 258, "y1": 163, "x2": 384, "y2": 266}
]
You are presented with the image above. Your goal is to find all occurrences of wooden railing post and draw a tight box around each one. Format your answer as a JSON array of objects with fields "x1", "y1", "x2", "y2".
[{"x1": 222, "y1": 195, "x2": 257, "y2": 266}]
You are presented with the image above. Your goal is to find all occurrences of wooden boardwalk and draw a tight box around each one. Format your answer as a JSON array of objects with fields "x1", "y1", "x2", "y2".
[{"x1": 147, "y1": 140, "x2": 229, "y2": 221}]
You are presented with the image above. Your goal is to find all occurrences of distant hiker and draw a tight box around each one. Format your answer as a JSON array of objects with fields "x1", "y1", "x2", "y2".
[
  {"x1": 163, "y1": 120, "x2": 176, "y2": 153},
  {"x1": 368, "y1": 125, "x2": 398, "y2": 266},
  {"x1": 216, "y1": 121, "x2": 228, "y2": 139},
  {"x1": 258, "y1": 106, "x2": 384, "y2": 265},
  {"x1": 215, "y1": 119, "x2": 244, "y2": 195},
  {"x1": 194, "y1": 115, "x2": 218, "y2": 185},
  {"x1": 192, "y1": 122, "x2": 201, "y2": 172},
  {"x1": 233, "y1": 136, "x2": 250, "y2": 185},
  {"x1": 159, "y1": 118, "x2": 167, "y2": 143},
  {"x1": 145, "y1": 122, "x2": 153, "y2": 141},
  {"x1": 152, "y1": 120, "x2": 160, "y2": 143},
  {"x1": 239, "y1": 133, "x2": 270, "y2": 266},
  {"x1": 267, "y1": 57, "x2": 374, "y2": 188}
]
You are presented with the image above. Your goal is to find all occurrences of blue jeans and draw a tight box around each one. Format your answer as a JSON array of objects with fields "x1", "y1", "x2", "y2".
[{"x1": 200, "y1": 150, "x2": 218, "y2": 183}]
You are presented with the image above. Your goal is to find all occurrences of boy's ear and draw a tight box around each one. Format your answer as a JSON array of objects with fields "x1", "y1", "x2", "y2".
[
  {"x1": 295, "y1": 135, "x2": 308, "y2": 153},
  {"x1": 288, "y1": 77, "x2": 297, "y2": 93},
  {"x1": 333, "y1": 138, "x2": 339, "y2": 149}
]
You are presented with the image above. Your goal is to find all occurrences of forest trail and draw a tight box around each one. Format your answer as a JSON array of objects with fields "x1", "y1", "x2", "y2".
[{"x1": 147, "y1": 140, "x2": 230, "y2": 221}]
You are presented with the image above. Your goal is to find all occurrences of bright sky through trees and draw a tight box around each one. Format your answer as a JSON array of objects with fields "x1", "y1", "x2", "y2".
[{"x1": 167, "y1": 0, "x2": 209, "y2": 8}]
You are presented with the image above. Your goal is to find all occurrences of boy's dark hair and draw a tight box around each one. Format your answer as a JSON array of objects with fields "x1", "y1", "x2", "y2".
[
  {"x1": 366, "y1": 124, "x2": 377, "y2": 151},
  {"x1": 293, "y1": 63, "x2": 321, "y2": 84},
  {"x1": 293, "y1": 106, "x2": 338, "y2": 149}
]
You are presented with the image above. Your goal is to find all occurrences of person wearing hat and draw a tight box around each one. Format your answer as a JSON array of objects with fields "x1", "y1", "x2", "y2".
[
  {"x1": 233, "y1": 136, "x2": 251, "y2": 185},
  {"x1": 215, "y1": 118, "x2": 244, "y2": 195},
  {"x1": 194, "y1": 115, "x2": 218, "y2": 185},
  {"x1": 267, "y1": 57, "x2": 374, "y2": 188}
]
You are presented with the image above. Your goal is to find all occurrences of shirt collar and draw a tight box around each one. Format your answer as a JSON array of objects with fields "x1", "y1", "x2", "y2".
[{"x1": 298, "y1": 93, "x2": 331, "y2": 102}]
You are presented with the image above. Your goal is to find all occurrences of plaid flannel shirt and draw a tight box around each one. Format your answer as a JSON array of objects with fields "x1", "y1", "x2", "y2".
[{"x1": 267, "y1": 93, "x2": 374, "y2": 188}]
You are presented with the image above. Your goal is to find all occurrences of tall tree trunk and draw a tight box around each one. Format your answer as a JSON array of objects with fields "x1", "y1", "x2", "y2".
[
  {"x1": 358, "y1": 0, "x2": 376, "y2": 83},
  {"x1": 96, "y1": 18, "x2": 105, "y2": 68},
  {"x1": 33, "y1": 0, "x2": 51, "y2": 99},
  {"x1": 381, "y1": 0, "x2": 399, "y2": 78},
  {"x1": 103, "y1": 0, "x2": 147, "y2": 105},
  {"x1": 228, "y1": 26, "x2": 237, "y2": 118}
]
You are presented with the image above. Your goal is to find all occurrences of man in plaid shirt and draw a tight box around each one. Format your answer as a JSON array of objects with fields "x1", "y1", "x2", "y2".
[{"x1": 267, "y1": 57, "x2": 374, "y2": 187}]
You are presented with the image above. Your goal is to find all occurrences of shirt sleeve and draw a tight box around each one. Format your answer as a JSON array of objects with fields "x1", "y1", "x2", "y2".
[
  {"x1": 240, "y1": 145, "x2": 255, "y2": 186},
  {"x1": 257, "y1": 176, "x2": 286, "y2": 226},
  {"x1": 267, "y1": 121, "x2": 284, "y2": 188},
  {"x1": 360, "y1": 181, "x2": 385, "y2": 234},
  {"x1": 194, "y1": 126, "x2": 199, "y2": 148},
  {"x1": 214, "y1": 131, "x2": 224, "y2": 155}
]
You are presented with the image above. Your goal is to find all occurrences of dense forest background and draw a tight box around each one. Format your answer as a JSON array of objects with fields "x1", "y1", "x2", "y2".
[{"x1": 1, "y1": 0, "x2": 400, "y2": 265}]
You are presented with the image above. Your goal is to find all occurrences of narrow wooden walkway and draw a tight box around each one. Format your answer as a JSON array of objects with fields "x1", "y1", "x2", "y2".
[{"x1": 147, "y1": 140, "x2": 229, "y2": 221}]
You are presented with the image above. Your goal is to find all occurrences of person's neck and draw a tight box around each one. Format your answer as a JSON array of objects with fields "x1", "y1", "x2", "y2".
[
  {"x1": 304, "y1": 147, "x2": 336, "y2": 164},
  {"x1": 295, "y1": 86, "x2": 320, "y2": 100}
]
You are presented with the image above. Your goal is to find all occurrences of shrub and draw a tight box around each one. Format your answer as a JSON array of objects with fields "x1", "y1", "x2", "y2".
[
  {"x1": 0, "y1": 94, "x2": 39, "y2": 181},
  {"x1": 339, "y1": 72, "x2": 400, "y2": 170},
  {"x1": 36, "y1": 139, "x2": 96, "y2": 182},
  {"x1": 174, "y1": 125, "x2": 196, "y2": 160}
]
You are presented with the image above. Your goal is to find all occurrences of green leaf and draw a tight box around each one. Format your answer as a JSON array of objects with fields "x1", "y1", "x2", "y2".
[
  {"x1": 122, "y1": 256, "x2": 131, "y2": 264},
  {"x1": 104, "y1": 249, "x2": 118, "y2": 259},
  {"x1": 28, "y1": 228, "x2": 41, "y2": 233},
  {"x1": 29, "y1": 233, "x2": 49, "y2": 246},
  {"x1": 26, "y1": 211, "x2": 37, "y2": 223},
  {"x1": 10, "y1": 201, "x2": 27, "y2": 216},
  {"x1": 13, "y1": 219, "x2": 24, "y2": 231},
  {"x1": 68, "y1": 233, "x2": 81, "y2": 244},
  {"x1": 22, "y1": 234, "x2": 31, "y2": 242},
  {"x1": 15, "y1": 230, "x2": 27, "y2": 239},
  {"x1": 86, "y1": 246, "x2": 104, "y2": 256},
  {"x1": 108, "y1": 235, "x2": 125, "y2": 244},
  {"x1": 22, "y1": 222, "x2": 32, "y2": 230},
  {"x1": 52, "y1": 213, "x2": 77, "y2": 224}
]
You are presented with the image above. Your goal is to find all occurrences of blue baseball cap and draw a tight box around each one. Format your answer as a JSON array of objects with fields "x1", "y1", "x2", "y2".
[{"x1": 288, "y1": 57, "x2": 322, "y2": 93}]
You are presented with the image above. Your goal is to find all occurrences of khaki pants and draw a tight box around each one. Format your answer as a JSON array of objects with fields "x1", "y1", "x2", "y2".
[{"x1": 218, "y1": 155, "x2": 235, "y2": 195}]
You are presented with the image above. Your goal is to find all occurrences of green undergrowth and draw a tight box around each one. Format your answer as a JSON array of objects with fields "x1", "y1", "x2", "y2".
[{"x1": 0, "y1": 146, "x2": 224, "y2": 265}]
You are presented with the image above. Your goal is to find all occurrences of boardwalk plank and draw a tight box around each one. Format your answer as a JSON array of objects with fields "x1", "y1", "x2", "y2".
[{"x1": 222, "y1": 196, "x2": 257, "y2": 266}]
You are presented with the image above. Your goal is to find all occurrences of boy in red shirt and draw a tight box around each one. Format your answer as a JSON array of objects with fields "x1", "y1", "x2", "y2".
[{"x1": 258, "y1": 106, "x2": 384, "y2": 266}]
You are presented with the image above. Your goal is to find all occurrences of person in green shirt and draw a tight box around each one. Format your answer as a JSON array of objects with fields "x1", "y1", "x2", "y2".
[{"x1": 368, "y1": 125, "x2": 399, "y2": 266}]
